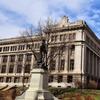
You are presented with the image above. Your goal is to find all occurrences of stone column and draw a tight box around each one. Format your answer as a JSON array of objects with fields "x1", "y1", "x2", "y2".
[
  {"x1": 64, "y1": 46, "x2": 68, "y2": 72},
  {"x1": 22, "y1": 54, "x2": 26, "y2": 74},
  {"x1": 55, "y1": 56, "x2": 59, "y2": 72},
  {"x1": 88, "y1": 50, "x2": 90, "y2": 74},
  {"x1": 11, "y1": 77, "x2": 14, "y2": 83},
  {"x1": 14, "y1": 55, "x2": 18, "y2": 74},
  {"x1": 92, "y1": 54, "x2": 94, "y2": 77},
  {"x1": 0, "y1": 55, "x2": 2, "y2": 73},
  {"x1": 6, "y1": 55, "x2": 10, "y2": 73},
  {"x1": 3, "y1": 77, "x2": 6, "y2": 83},
  {"x1": 95, "y1": 56, "x2": 97, "y2": 78},
  {"x1": 31, "y1": 54, "x2": 34, "y2": 70},
  {"x1": 63, "y1": 75, "x2": 67, "y2": 82}
]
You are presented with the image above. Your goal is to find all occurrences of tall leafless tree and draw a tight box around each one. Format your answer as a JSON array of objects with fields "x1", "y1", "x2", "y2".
[{"x1": 21, "y1": 17, "x2": 66, "y2": 73}]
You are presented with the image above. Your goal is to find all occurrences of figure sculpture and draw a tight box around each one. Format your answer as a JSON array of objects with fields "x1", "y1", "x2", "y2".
[
  {"x1": 34, "y1": 39, "x2": 47, "y2": 70},
  {"x1": 39, "y1": 39, "x2": 47, "y2": 70}
]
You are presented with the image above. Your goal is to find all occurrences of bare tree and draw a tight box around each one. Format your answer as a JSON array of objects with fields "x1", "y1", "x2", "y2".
[{"x1": 21, "y1": 17, "x2": 66, "y2": 71}]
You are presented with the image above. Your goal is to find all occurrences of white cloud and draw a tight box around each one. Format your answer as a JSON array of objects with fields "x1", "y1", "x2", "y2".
[
  {"x1": 0, "y1": 0, "x2": 93, "y2": 23},
  {"x1": 0, "y1": 23, "x2": 24, "y2": 39},
  {"x1": 0, "y1": 0, "x2": 100, "y2": 38}
]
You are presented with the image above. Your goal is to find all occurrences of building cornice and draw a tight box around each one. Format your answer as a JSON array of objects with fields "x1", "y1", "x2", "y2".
[{"x1": 0, "y1": 35, "x2": 43, "y2": 45}]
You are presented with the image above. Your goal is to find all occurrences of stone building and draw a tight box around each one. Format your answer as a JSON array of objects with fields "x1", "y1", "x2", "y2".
[{"x1": 0, "y1": 16, "x2": 100, "y2": 88}]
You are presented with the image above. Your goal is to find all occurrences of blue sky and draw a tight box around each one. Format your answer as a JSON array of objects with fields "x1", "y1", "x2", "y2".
[{"x1": 0, "y1": 0, "x2": 100, "y2": 39}]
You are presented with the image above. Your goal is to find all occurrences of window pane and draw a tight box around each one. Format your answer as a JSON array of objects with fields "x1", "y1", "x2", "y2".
[
  {"x1": 67, "y1": 75, "x2": 73, "y2": 83},
  {"x1": 0, "y1": 77, "x2": 3, "y2": 82},
  {"x1": 1, "y1": 65, "x2": 6, "y2": 73},
  {"x1": 49, "y1": 60, "x2": 56, "y2": 71},
  {"x1": 18, "y1": 54, "x2": 23, "y2": 62},
  {"x1": 59, "y1": 59, "x2": 65, "y2": 70},
  {"x1": 24, "y1": 64, "x2": 30, "y2": 73},
  {"x1": 26, "y1": 54, "x2": 32, "y2": 62},
  {"x1": 69, "y1": 60, "x2": 74, "y2": 71},
  {"x1": 14, "y1": 77, "x2": 20, "y2": 83},
  {"x1": 10, "y1": 55, "x2": 15, "y2": 62},
  {"x1": 17, "y1": 65, "x2": 22, "y2": 73},
  {"x1": 0, "y1": 47, "x2": 2, "y2": 52},
  {"x1": 58, "y1": 75, "x2": 63, "y2": 83},
  {"x1": 49, "y1": 76, "x2": 53, "y2": 82},
  {"x1": 6, "y1": 77, "x2": 12, "y2": 83},
  {"x1": 2, "y1": 55, "x2": 8, "y2": 63},
  {"x1": 9, "y1": 65, "x2": 14, "y2": 73}
]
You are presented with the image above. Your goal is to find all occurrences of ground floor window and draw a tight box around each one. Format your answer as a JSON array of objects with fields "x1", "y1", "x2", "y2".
[
  {"x1": 58, "y1": 75, "x2": 63, "y2": 83},
  {"x1": 24, "y1": 77, "x2": 29, "y2": 83},
  {"x1": 6, "y1": 77, "x2": 12, "y2": 83},
  {"x1": 49, "y1": 75, "x2": 53, "y2": 82},
  {"x1": 0, "y1": 77, "x2": 4, "y2": 82},
  {"x1": 14, "y1": 77, "x2": 20, "y2": 83},
  {"x1": 67, "y1": 75, "x2": 73, "y2": 83}
]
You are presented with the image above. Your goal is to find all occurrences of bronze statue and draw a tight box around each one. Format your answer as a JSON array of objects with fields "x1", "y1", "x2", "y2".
[{"x1": 37, "y1": 39, "x2": 47, "y2": 70}]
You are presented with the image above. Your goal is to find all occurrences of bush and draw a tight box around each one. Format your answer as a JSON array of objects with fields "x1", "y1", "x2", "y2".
[
  {"x1": 48, "y1": 87, "x2": 77, "y2": 96},
  {"x1": 75, "y1": 80, "x2": 83, "y2": 88},
  {"x1": 87, "y1": 80, "x2": 97, "y2": 89}
]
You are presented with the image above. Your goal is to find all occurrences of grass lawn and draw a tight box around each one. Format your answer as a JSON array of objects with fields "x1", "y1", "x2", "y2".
[{"x1": 95, "y1": 96, "x2": 100, "y2": 100}]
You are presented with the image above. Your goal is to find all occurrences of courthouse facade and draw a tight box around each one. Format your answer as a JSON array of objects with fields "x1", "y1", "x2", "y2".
[{"x1": 0, "y1": 16, "x2": 100, "y2": 88}]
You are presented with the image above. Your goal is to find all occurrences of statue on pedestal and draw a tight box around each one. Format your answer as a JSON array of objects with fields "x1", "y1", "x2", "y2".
[
  {"x1": 34, "y1": 39, "x2": 47, "y2": 70},
  {"x1": 39, "y1": 39, "x2": 47, "y2": 70}
]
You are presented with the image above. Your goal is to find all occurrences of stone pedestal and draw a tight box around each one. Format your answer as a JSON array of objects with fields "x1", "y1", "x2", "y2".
[{"x1": 24, "y1": 68, "x2": 58, "y2": 100}]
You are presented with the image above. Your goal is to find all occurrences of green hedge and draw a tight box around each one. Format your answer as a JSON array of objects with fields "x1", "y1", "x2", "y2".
[{"x1": 48, "y1": 87, "x2": 77, "y2": 96}]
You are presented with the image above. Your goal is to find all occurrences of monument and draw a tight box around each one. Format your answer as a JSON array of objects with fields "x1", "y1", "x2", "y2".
[{"x1": 15, "y1": 39, "x2": 58, "y2": 100}]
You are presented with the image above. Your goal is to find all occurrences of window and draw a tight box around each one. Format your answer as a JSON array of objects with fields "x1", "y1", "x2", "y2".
[
  {"x1": 0, "y1": 47, "x2": 2, "y2": 52},
  {"x1": 49, "y1": 76, "x2": 53, "y2": 82},
  {"x1": 14, "y1": 77, "x2": 20, "y2": 83},
  {"x1": 1, "y1": 65, "x2": 6, "y2": 73},
  {"x1": 9, "y1": 65, "x2": 14, "y2": 73},
  {"x1": 24, "y1": 77, "x2": 29, "y2": 83},
  {"x1": 73, "y1": 33, "x2": 76, "y2": 39},
  {"x1": 11, "y1": 46, "x2": 17, "y2": 51},
  {"x1": 66, "y1": 34, "x2": 69, "y2": 40},
  {"x1": 34, "y1": 43, "x2": 37, "y2": 48},
  {"x1": 17, "y1": 65, "x2": 22, "y2": 73},
  {"x1": 10, "y1": 55, "x2": 15, "y2": 62},
  {"x1": 34, "y1": 43, "x2": 40, "y2": 49},
  {"x1": 49, "y1": 60, "x2": 56, "y2": 71},
  {"x1": 70, "y1": 45, "x2": 75, "y2": 56},
  {"x1": 26, "y1": 54, "x2": 32, "y2": 62},
  {"x1": 18, "y1": 54, "x2": 23, "y2": 62},
  {"x1": 67, "y1": 75, "x2": 73, "y2": 83},
  {"x1": 37, "y1": 43, "x2": 40, "y2": 48},
  {"x1": 2, "y1": 55, "x2": 8, "y2": 63},
  {"x1": 59, "y1": 59, "x2": 65, "y2": 70},
  {"x1": 18, "y1": 45, "x2": 25, "y2": 50},
  {"x1": 24, "y1": 64, "x2": 30, "y2": 73},
  {"x1": 6, "y1": 77, "x2": 12, "y2": 83},
  {"x1": 51, "y1": 35, "x2": 57, "y2": 42},
  {"x1": 0, "y1": 77, "x2": 3, "y2": 82},
  {"x1": 58, "y1": 75, "x2": 63, "y2": 83},
  {"x1": 69, "y1": 33, "x2": 76, "y2": 40},
  {"x1": 60, "y1": 35, "x2": 63, "y2": 41},
  {"x1": 69, "y1": 60, "x2": 74, "y2": 71},
  {"x1": 50, "y1": 47, "x2": 57, "y2": 56},
  {"x1": 60, "y1": 34, "x2": 66, "y2": 41},
  {"x1": 3, "y1": 47, "x2": 9, "y2": 51},
  {"x1": 26, "y1": 44, "x2": 32, "y2": 49}
]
